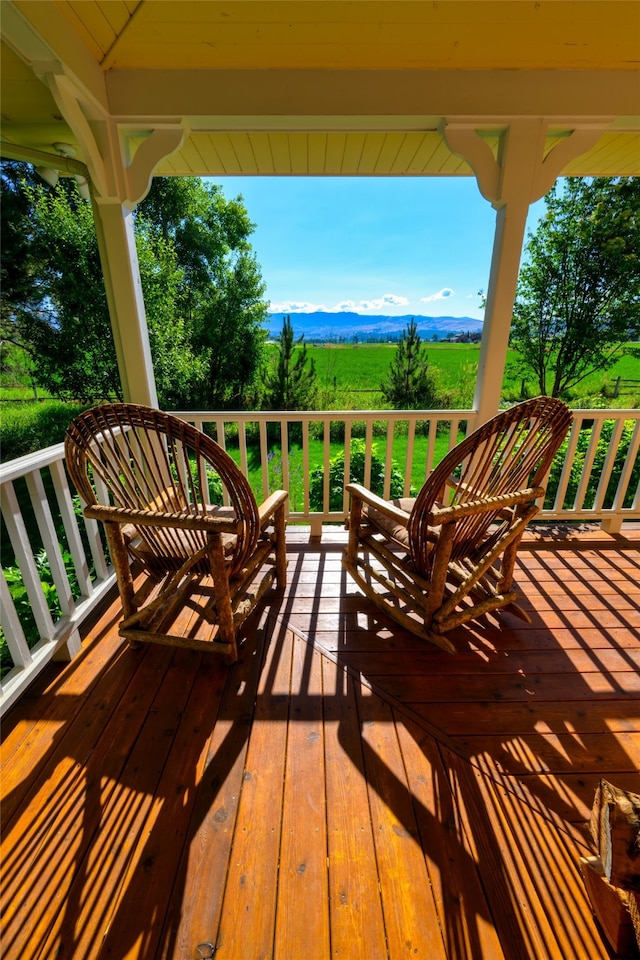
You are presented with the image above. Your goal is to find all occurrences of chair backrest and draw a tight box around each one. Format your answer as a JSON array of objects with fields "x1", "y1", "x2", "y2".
[
  {"x1": 65, "y1": 403, "x2": 260, "y2": 576},
  {"x1": 407, "y1": 397, "x2": 572, "y2": 575}
]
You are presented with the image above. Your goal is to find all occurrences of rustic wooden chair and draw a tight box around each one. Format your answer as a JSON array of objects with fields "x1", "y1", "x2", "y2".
[
  {"x1": 65, "y1": 403, "x2": 288, "y2": 662},
  {"x1": 343, "y1": 396, "x2": 572, "y2": 652}
]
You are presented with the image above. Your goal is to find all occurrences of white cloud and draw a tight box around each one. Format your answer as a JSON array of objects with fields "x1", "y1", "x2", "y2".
[
  {"x1": 420, "y1": 288, "x2": 455, "y2": 303},
  {"x1": 269, "y1": 293, "x2": 410, "y2": 314},
  {"x1": 357, "y1": 294, "x2": 410, "y2": 311},
  {"x1": 268, "y1": 299, "x2": 328, "y2": 313},
  {"x1": 335, "y1": 300, "x2": 357, "y2": 312}
]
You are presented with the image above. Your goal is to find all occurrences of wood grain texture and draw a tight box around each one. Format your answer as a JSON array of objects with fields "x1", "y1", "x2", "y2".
[{"x1": 1, "y1": 526, "x2": 638, "y2": 959}]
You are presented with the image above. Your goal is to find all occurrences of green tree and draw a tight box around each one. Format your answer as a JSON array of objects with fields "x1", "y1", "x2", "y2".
[
  {"x1": 512, "y1": 177, "x2": 640, "y2": 398},
  {"x1": 380, "y1": 318, "x2": 441, "y2": 409},
  {"x1": 1, "y1": 161, "x2": 51, "y2": 393},
  {"x1": 137, "y1": 177, "x2": 268, "y2": 408},
  {"x1": 262, "y1": 315, "x2": 317, "y2": 410},
  {"x1": 0, "y1": 165, "x2": 268, "y2": 408},
  {"x1": 20, "y1": 177, "x2": 120, "y2": 401}
]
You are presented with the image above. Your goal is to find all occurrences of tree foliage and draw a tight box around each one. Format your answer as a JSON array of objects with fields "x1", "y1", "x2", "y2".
[
  {"x1": 380, "y1": 318, "x2": 442, "y2": 409},
  {"x1": 262, "y1": 315, "x2": 317, "y2": 410},
  {"x1": 512, "y1": 177, "x2": 640, "y2": 398},
  {"x1": 136, "y1": 178, "x2": 268, "y2": 408},
  {"x1": 309, "y1": 439, "x2": 407, "y2": 512},
  {"x1": 0, "y1": 165, "x2": 268, "y2": 408}
]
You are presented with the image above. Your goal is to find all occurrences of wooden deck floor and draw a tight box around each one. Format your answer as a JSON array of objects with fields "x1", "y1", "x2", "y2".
[{"x1": 2, "y1": 527, "x2": 639, "y2": 960}]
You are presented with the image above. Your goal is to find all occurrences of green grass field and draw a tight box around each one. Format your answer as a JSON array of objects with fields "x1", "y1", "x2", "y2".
[
  {"x1": 277, "y1": 341, "x2": 640, "y2": 408},
  {"x1": 2, "y1": 342, "x2": 638, "y2": 462}
]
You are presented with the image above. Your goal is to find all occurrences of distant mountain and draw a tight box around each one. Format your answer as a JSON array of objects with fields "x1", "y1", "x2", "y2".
[{"x1": 266, "y1": 311, "x2": 483, "y2": 342}]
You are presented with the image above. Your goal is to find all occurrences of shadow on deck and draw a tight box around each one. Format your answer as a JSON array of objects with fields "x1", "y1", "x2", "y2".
[{"x1": 2, "y1": 527, "x2": 639, "y2": 959}]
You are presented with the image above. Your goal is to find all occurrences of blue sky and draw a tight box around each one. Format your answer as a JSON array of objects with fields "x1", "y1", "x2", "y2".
[{"x1": 213, "y1": 176, "x2": 546, "y2": 321}]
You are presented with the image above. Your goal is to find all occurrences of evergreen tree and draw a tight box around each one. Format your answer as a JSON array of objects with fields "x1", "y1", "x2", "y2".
[
  {"x1": 380, "y1": 318, "x2": 441, "y2": 409},
  {"x1": 263, "y1": 316, "x2": 317, "y2": 410}
]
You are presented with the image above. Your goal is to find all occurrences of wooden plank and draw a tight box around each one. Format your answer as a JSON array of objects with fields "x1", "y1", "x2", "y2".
[
  {"x1": 213, "y1": 623, "x2": 293, "y2": 958},
  {"x1": 457, "y1": 625, "x2": 640, "y2": 652},
  {"x1": 2, "y1": 530, "x2": 639, "y2": 960},
  {"x1": 474, "y1": 766, "x2": 640, "y2": 829},
  {"x1": 412, "y1": 700, "x2": 640, "y2": 736},
  {"x1": 1, "y1": 644, "x2": 176, "y2": 958},
  {"x1": 355, "y1": 681, "x2": 449, "y2": 958},
  {"x1": 485, "y1": 770, "x2": 613, "y2": 960},
  {"x1": 321, "y1": 651, "x2": 388, "y2": 958},
  {"x1": 96, "y1": 655, "x2": 230, "y2": 960},
  {"x1": 338, "y1": 647, "x2": 640, "y2": 677},
  {"x1": 159, "y1": 609, "x2": 272, "y2": 960},
  {"x1": 36, "y1": 648, "x2": 204, "y2": 960},
  {"x1": 442, "y1": 748, "x2": 610, "y2": 960},
  {"x1": 273, "y1": 635, "x2": 330, "y2": 959},
  {"x1": 461, "y1": 754, "x2": 597, "y2": 845},
  {"x1": 0, "y1": 598, "x2": 124, "y2": 771},
  {"x1": 394, "y1": 718, "x2": 506, "y2": 958},
  {"x1": 451, "y1": 730, "x2": 640, "y2": 776},
  {"x1": 381, "y1": 671, "x2": 640, "y2": 704},
  {"x1": 0, "y1": 633, "x2": 152, "y2": 829}
]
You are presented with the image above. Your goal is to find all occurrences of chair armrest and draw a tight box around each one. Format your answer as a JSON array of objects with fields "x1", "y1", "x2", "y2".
[
  {"x1": 345, "y1": 483, "x2": 411, "y2": 527},
  {"x1": 425, "y1": 485, "x2": 545, "y2": 525},
  {"x1": 258, "y1": 489, "x2": 289, "y2": 527},
  {"x1": 84, "y1": 503, "x2": 243, "y2": 534}
]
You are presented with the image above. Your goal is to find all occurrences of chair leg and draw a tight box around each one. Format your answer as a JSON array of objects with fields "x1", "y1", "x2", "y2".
[
  {"x1": 208, "y1": 532, "x2": 238, "y2": 662},
  {"x1": 105, "y1": 522, "x2": 136, "y2": 620},
  {"x1": 345, "y1": 497, "x2": 363, "y2": 568},
  {"x1": 274, "y1": 502, "x2": 288, "y2": 589}
]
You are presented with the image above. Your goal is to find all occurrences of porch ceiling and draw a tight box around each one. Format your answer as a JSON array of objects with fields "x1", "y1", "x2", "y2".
[{"x1": 2, "y1": 0, "x2": 639, "y2": 179}]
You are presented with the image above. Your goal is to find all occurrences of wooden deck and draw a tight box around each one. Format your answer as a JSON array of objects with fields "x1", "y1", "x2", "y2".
[{"x1": 2, "y1": 526, "x2": 639, "y2": 960}]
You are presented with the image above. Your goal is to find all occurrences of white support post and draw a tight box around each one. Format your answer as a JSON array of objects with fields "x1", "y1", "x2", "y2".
[
  {"x1": 92, "y1": 197, "x2": 158, "y2": 407},
  {"x1": 473, "y1": 200, "x2": 531, "y2": 423},
  {"x1": 443, "y1": 118, "x2": 606, "y2": 425}
]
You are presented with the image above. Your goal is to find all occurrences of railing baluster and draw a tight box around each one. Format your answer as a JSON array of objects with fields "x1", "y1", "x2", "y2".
[
  {"x1": 50, "y1": 460, "x2": 93, "y2": 598},
  {"x1": 383, "y1": 418, "x2": 395, "y2": 500},
  {"x1": 591, "y1": 418, "x2": 625, "y2": 515},
  {"x1": 259, "y1": 419, "x2": 269, "y2": 501},
  {"x1": 405, "y1": 418, "x2": 416, "y2": 497},
  {"x1": 25, "y1": 470, "x2": 75, "y2": 618},
  {"x1": 343, "y1": 419, "x2": 353, "y2": 514},
  {"x1": 1, "y1": 480, "x2": 55, "y2": 642},
  {"x1": 573, "y1": 416, "x2": 602, "y2": 512},
  {"x1": 0, "y1": 569, "x2": 31, "y2": 669},
  {"x1": 302, "y1": 420, "x2": 310, "y2": 515},
  {"x1": 364, "y1": 419, "x2": 374, "y2": 489},
  {"x1": 550, "y1": 418, "x2": 578, "y2": 512}
]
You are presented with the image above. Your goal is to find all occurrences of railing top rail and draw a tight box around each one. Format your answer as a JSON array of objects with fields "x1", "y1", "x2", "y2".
[
  {"x1": 171, "y1": 408, "x2": 475, "y2": 420},
  {"x1": 0, "y1": 442, "x2": 66, "y2": 484},
  {"x1": 2, "y1": 407, "x2": 638, "y2": 482}
]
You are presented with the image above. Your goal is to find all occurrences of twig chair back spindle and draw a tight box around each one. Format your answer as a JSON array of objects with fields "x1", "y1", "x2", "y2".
[
  {"x1": 65, "y1": 404, "x2": 288, "y2": 661},
  {"x1": 343, "y1": 396, "x2": 573, "y2": 651}
]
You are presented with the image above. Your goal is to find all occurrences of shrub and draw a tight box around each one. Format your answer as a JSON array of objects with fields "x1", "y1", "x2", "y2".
[
  {"x1": 546, "y1": 418, "x2": 640, "y2": 510},
  {"x1": 1, "y1": 400, "x2": 88, "y2": 461},
  {"x1": 309, "y1": 438, "x2": 408, "y2": 512}
]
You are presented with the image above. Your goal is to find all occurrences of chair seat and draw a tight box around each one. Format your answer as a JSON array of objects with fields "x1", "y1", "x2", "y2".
[
  {"x1": 366, "y1": 497, "x2": 439, "y2": 552},
  {"x1": 122, "y1": 504, "x2": 239, "y2": 572}
]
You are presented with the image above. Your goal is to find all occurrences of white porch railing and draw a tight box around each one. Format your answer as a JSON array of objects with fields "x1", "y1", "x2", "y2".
[{"x1": 1, "y1": 406, "x2": 638, "y2": 715}]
